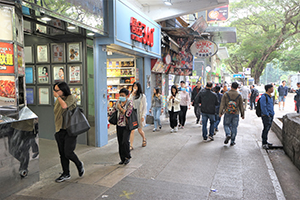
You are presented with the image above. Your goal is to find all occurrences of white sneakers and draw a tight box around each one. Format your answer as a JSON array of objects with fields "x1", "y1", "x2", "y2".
[
  {"x1": 174, "y1": 127, "x2": 178, "y2": 132},
  {"x1": 170, "y1": 129, "x2": 174, "y2": 133}
]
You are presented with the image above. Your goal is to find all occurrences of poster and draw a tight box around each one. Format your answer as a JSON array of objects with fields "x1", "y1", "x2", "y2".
[
  {"x1": 17, "y1": 46, "x2": 25, "y2": 75},
  {"x1": 26, "y1": 88, "x2": 34, "y2": 104},
  {"x1": 70, "y1": 87, "x2": 81, "y2": 105},
  {"x1": 24, "y1": 46, "x2": 33, "y2": 63},
  {"x1": 52, "y1": 43, "x2": 64, "y2": 63},
  {"x1": 53, "y1": 66, "x2": 65, "y2": 83},
  {"x1": 69, "y1": 65, "x2": 81, "y2": 83},
  {"x1": 37, "y1": 45, "x2": 48, "y2": 63},
  {"x1": 0, "y1": 76, "x2": 16, "y2": 106},
  {"x1": 0, "y1": 42, "x2": 14, "y2": 74},
  {"x1": 25, "y1": 67, "x2": 34, "y2": 84},
  {"x1": 0, "y1": 7, "x2": 13, "y2": 41},
  {"x1": 38, "y1": 87, "x2": 49, "y2": 104},
  {"x1": 206, "y1": 5, "x2": 229, "y2": 23},
  {"x1": 16, "y1": 14, "x2": 24, "y2": 44},
  {"x1": 37, "y1": 66, "x2": 49, "y2": 83},
  {"x1": 36, "y1": 24, "x2": 47, "y2": 34},
  {"x1": 68, "y1": 43, "x2": 80, "y2": 62},
  {"x1": 51, "y1": 19, "x2": 64, "y2": 34}
]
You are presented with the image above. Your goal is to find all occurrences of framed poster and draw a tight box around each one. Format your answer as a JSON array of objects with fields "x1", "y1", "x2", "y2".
[
  {"x1": 70, "y1": 87, "x2": 82, "y2": 105},
  {"x1": 0, "y1": 6, "x2": 13, "y2": 41},
  {"x1": 0, "y1": 76, "x2": 16, "y2": 107},
  {"x1": 25, "y1": 66, "x2": 34, "y2": 84},
  {"x1": 37, "y1": 44, "x2": 49, "y2": 63},
  {"x1": 37, "y1": 65, "x2": 50, "y2": 84},
  {"x1": 17, "y1": 45, "x2": 25, "y2": 75},
  {"x1": 50, "y1": 19, "x2": 64, "y2": 35},
  {"x1": 53, "y1": 65, "x2": 65, "y2": 83},
  {"x1": 26, "y1": 86, "x2": 35, "y2": 105},
  {"x1": 24, "y1": 20, "x2": 32, "y2": 33},
  {"x1": 16, "y1": 14, "x2": 24, "y2": 44},
  {"x1": 51, "y1": 43, "x2": 65, "y2": 63},
  {"x1": 68, "y1": 64, "x2": 81, "y2": 84},
  {"x1": 67, "y1": 42, "x2": 81, "y2": 62},
  {"x1": 38, "y1": 87, "x2": 50, "y2": 105},
  {"x1": 24, "y1": 46, "x2": 33, "y2": 63},
  {"x1": 0, "y1": 42, "x2": 14, "y2": 74},
  {"x1": 36, "y1": 24, "x2": 47, "y2": 34}
]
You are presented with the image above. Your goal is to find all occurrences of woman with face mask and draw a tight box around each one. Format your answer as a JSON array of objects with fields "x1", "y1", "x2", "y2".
[
  {"x1": 129, "y1": 82, "x2": 147, "y2": 150},
  {"x1": 108, "y1": 88, "x2": 133, "y2": 165},
  {"x1": 149, "y1": 88, "x2": 163, "y2": 132},
  {"x1": 179, "y1": 86, "x2": 190, "y2": 129},
  {"x1": 167, "y1": 85, "x2": 181, "y2": 133}
]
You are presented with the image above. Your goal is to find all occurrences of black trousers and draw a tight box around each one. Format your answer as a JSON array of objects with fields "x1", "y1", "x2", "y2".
[
  {"x1": 194, "y1": 104, "x2": 201, "y2": 121},
  {"x1": 250, "y1": 97, "x2": 256, "y2": 109},
  {"x1": 179, "y1": 105, "x2": 188, "y2": 126},
  {"x1": 169, "y1": 107, "x2": 179, "y2": 129},
  {"x1": 55, "y1": 129, "x2": 82, "y2": 176},
  {"x1": 117, "y1": 126, "x2": 131, "y2": 162}
]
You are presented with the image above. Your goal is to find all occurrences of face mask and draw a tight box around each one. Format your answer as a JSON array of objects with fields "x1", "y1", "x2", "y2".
[
  {"x1": 181, "y1": 88, "x2": 186, "y2": 91},
  {"x1": 119, "y1": 97, "x2": 126, "y2": 102}
]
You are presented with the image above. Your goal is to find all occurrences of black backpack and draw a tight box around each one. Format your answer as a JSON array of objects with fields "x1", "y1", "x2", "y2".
[{"x1": 256, "y1": 94, "x2": 268, "y2": 117}]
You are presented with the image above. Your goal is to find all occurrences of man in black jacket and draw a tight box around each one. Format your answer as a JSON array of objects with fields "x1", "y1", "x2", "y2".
[
  {"x1": 250, "y1": 85, "x2": 258, "y2": 110},
  {"x1": 191, "y1": 81, "x2": 203, "y2": 124},
  {"x1": 195, "y1": 82, "x2": 218, "y2": 141}
]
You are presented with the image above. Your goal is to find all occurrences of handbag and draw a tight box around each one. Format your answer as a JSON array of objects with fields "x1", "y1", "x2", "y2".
[
  {"x1": 109, "y1": 110, "x2": 118, "y2": 125},
  {"x1": 126, "y1": 108, "x2": 139, "y2": 131},
  {"x1": 63, "y1": 107, "x2": 90, "y2": 136},
  {"x1": 146, "y1": 114, "x2": 154, "y2": 124}
]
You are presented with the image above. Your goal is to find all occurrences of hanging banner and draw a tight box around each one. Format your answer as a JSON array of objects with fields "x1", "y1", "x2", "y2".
[
  {"x1": 0, "y1": 42, "x2": 14, "y2": 74},
  {"x1": 190, "y1": 39, "x2": 218, "y2": 58}
]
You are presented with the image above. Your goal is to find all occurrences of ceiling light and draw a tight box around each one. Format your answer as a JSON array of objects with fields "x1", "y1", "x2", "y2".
[
  {"x1": 67, "y1": 25, "x2": 76, "y2": 30},
  {"x1": 41, "y1": 17, "x2": 51, "y2": 21},
  {"x1": 164, "y1": 0, "x2": 172, "y2": 6},
  {"x1": 87, "y1": 32, "x2": 95, "y2": 36}
]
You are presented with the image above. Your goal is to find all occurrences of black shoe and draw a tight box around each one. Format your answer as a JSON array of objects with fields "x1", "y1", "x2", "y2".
[
  {"x1": 78, "y1": 162, "x2": 85, "y2": 177},
  {"x1": 159, "y1": 125, "x2": 162, "y2": 130},
  {"x1": 55, "y1": 174, "x2": 71, "y2": 183},
  {"x1": 203, "y1": 137, "x2": 207, "y2": 141},
  {"x1": 196, "y1": 119, "x2": 199, "y2": 124},
  {"x1": 208, "y1": 136, "x2": 214, "y2": 141},
  {"x1": 230, "y1": 142, "x2": 236, "y2": 146},
  {"x1": 119, "y1": 161, "x2": 124, "y2": 165},
  {"x1": 32, "y1": 152, "x2": 39, "y2": 159},
  {"x1": 267, "y1": 142, "x2": 273, "y2": 146},
  {"x1": 19, "y1": 169, "x2": 28, "y2": 178},
  {"x1": 262, "y1": 144, "x2": 269, "y2": 149},
  {"x1": 124, "y1": 158, "x2": 130, "y2": 165},
  {"x1": 224, "y1": 135, "x2": 231, "y2": 144}
]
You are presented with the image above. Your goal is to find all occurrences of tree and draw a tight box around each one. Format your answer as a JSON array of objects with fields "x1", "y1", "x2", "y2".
[
  {"x1": 278, "y1": 41, "x2": 300, "y2": 72},
  {"x1": 224, "y1": 0, "x2": 300, "y2": 83}
]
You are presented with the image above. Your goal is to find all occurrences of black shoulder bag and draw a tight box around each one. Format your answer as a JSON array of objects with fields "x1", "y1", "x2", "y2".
[{"x1": 63, "y1": 106, "x2": 90, "y2": 136}]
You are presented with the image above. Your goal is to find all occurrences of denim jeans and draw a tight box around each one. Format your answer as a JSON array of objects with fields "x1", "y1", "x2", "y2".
[
  {"x1": 214, "y1": 114, "x2": 221, "y2": 130},
  {"x1": 250, "y1": 97, "x2": 256, "y2": 109},
  {"x1": 223, "y1": 113, "x2": 239, "y2": 143},
  {"x1": 261, "y1": 115, "x2": 273, "y2": 145},
  {"x1": 152, "y1": 107, "x2": 161, "y2": 129},
  {"x1": 194, "y1": 104, "x2": 201, "y2": 121},
  {"x1": 202, "y1": 113, "x2": 215, "y2": 139}
]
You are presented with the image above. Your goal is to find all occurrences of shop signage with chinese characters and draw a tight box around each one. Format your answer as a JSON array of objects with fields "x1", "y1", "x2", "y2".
[
  {"x1": 190, "y1": 39, "x2": 218, "y2": 58},
  {"x1": 130, "y1": 17, "x2": 155, "y2": 47},
  {"x1": 0, "y1": 42, "x2": 14, "y2": 74}
]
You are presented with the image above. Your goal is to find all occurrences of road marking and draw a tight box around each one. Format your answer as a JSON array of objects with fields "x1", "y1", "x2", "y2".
[{"x1": 119, "y1": 190, "x2": 134, "y2": 199}]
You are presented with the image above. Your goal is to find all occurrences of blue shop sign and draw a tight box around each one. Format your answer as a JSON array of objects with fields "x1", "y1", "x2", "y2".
[{"x1": 233, "y1": 74, "x2": 244, "y2": 78}]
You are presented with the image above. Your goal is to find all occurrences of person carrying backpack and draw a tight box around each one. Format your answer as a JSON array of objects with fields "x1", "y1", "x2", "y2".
[
  {"x1": 219, "y1": 82, "x2": 244, "y2": 146},
  {"x1": 259, "y1": 84, "x2": 275, "y2": 149}
]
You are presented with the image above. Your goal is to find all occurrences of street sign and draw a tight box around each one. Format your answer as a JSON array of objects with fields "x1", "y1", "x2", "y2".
[
  {"x1": 245, "y1": 68, "x2": 251, "y2": 74},
  {"x1": 233, "y1": 74, "x2": 244, "y2": 78}
]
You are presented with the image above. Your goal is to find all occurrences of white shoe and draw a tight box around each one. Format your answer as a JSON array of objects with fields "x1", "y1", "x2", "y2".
[
  {"x1": 174, "y1": 127, "x2": 178, "y2": 132},
  {"x1": 153, "y1": 128, "x2": 156, "y2": 132},
  {"x1": 170, "y1": 129, "x2": 174, "y2": 133},
  {"x1": 279, "y1": 107, "x2": 281, "y2": 110},
  {"x1": 282, "y1": 107, "x2": 284, "y2": 110}
]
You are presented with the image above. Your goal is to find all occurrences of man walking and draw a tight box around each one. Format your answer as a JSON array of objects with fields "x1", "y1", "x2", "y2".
[
  {"x1": 239, "y1": 84, "x2": 250, "y2": 111},
  {"x1": 250, "y1": 85, "x2": 259, "y2": 110},
  {"x1": 219, "y1": 82, "x2": 244, "y2": 146},
  {"x1": 214, "y1": 86, "x2": 223, "y2": 133},
  {"x1": 191, "y1": 81, "x2": 203, "y2": 124},
  {"x1": 295, "y1": 82, "x2": 300, "y2": 113},
  {"x1": 196, "y1": 82, "x2": 218, "y2": 141},
  {"x1": 278, "y1": 80, "x2": 288, "y2": 110},
  {"x1": 260, "y1": 84, "x2": 275, "y2": 149}
]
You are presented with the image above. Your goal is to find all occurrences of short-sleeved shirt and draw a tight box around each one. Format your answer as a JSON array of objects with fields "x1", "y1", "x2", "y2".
[{"x1": 53, "y1": 95, "x2": 77, "y2": 133}]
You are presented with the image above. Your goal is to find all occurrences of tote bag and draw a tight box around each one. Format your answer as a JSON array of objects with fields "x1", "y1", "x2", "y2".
[
  {"x1": 109, "y1": 111, "x2": 118, "y2": 125},
  {"x1": 146, "y1": 114, "x2": 154, "y2": 124},
  {"x1": 127, "y1": 108, "x2": 139, "y2": 131},
  {"x1": 63, "y1": 107, "x2": 90, "y2": 136}
]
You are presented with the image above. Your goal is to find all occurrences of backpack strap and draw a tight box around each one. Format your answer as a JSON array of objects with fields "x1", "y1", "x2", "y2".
[
  {"x1": 234, "y1": 94, "x2": 240, "y2": 101},
  {"x1": 226, "y1": 92, "x2": 231, "y2": 101},
  {"x1": 264, "y1": 94, "x2": 268, "y2": 104}
]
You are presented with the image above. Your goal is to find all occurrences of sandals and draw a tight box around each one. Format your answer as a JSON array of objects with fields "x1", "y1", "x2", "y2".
[
  {"x1": 142, "y1": 140, "x2": 147, "y2": 147},
  {"x1": 130, "y1": 146, "x2": 134, "y2": 151}
]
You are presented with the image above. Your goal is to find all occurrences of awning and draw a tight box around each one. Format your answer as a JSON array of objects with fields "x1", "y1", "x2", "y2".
[{"x1": 204, "y1": 26, "x2": 237, "y2": 44}]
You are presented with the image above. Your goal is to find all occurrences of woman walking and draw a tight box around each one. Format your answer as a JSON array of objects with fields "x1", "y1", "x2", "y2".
[
  {"x1": 53, "y1": 82, "x2": 84, "y2": 183},
  {"x1": 179, "y1": 86, "x2": 190, "y2": 129},
  {"x1": 129, "y1": 82, "x2": 147, "y2": 150},
  {"x1": 109, "y1": 88, "x2": 133, "y2": 165},
  {"x1": 167, "y1": 85, "x2": 181, "y2": 133},
  {"x1": 149, "y1": 88, "x2": 163, "y2": 132}
]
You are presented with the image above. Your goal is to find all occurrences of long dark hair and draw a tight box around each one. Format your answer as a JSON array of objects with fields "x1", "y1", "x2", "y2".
[
  {"x1": 132, "y1": 82, "x2": 143, "y2": 99},
  {"x1": 171, "y1": 85, "x2": 178, "y2": 96},
  {"x1": 53, "y1": 82, "x2": 71, "y2": 96},
  {"x1": 153, "y1": 87, "x2": 160, "y2": 97}
]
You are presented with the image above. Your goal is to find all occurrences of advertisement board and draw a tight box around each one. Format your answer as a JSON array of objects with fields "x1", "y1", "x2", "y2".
[{"x1": 0, "y1": 42, "x2": 14, "y2": 74}]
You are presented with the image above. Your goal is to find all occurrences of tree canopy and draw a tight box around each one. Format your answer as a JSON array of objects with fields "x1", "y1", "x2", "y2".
[{"x1": 223, "y1": 0, "x2": 300, "y2": 83}]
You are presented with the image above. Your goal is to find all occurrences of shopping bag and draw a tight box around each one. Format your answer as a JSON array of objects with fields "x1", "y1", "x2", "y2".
[
  {"x1": 127, "y1": 108, "x2": 139, "y2": 131},
  {"x1": 146, "y1": 114, "x2": 154, "y2": 124},
  {"x1": 63, "y1": 107, "x2": 90, "y2": 136},
  {"x1": 109, "y1": 111, "x2": 118, "y2": 125}
]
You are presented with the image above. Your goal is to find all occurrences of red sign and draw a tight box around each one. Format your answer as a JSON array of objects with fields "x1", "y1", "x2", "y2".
[
  {"x1": 0, "y1": 42, "x2": 14, "y2": 74},
  {"x1": 130, "y1": 17, "x2": 155, "y2": 47},
  {"x1": 190, "y1": 39, "x2": 218, "y2": 58}
]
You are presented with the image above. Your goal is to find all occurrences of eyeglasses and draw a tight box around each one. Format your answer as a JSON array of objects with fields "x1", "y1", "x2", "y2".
[{"x1": 54, "y1": 89, "x2": 61, "y2": 92}]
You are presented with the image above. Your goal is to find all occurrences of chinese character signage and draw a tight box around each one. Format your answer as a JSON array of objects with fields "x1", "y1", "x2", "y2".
[
  {"x1": 130, "y1": 17, "x2": 155, "y2": 47},
  {"x1": 0, "y1": 42, "x2": 14, "y2": 74},
  {"x1": 190, "y1": 39, "x2": 218, "y2": 58},
  {"x1": 206, "y1": 5, "x2": 229, "y2": 23}
]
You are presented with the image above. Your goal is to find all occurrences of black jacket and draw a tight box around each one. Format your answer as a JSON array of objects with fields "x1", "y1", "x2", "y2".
[
  {"x1": 191, "y1": 86, "x2": 203, "y2": 103},
  {"x1": 195, "y1": 88, "x2": 219, "y2": 114}
]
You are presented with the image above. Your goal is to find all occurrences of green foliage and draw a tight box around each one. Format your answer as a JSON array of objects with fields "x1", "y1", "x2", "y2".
[{"x1": 224, "y1": 0, "x2": 300, "y2": 82}]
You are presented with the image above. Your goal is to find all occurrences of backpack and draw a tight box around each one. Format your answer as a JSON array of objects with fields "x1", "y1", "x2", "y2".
[
  {"x1": 225, "y1": 93, "x2": 240, "y2": 114},
  {"x1": 256, "y1": 94, "x2": 268, "y2": 117}
]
